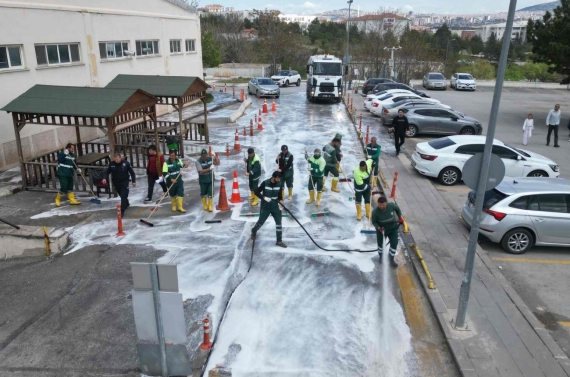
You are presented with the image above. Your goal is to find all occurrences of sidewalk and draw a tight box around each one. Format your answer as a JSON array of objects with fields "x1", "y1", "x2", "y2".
[{"x1": 347, "y1": 94, "x2": 570, "y2": 377}]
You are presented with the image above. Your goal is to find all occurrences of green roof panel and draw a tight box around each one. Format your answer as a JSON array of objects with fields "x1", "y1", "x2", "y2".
[
  {"x1": 106, "y1": 74, "x2": 206, "y2": 97},
  {"x1": 1, "y1": 85, "x2": 149, "y2": 118}
]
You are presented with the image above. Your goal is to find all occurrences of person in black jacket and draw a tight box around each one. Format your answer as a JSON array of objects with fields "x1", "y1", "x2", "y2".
[
  {"x1": 102, "y1": 153, "x2": 136, "y2": 216},
  {"x1": 391, "y1": 109, "x2": 410, "y2": 156},
  {"x1": 276, "y1": 145, "x2": 294, "y2": 200}
]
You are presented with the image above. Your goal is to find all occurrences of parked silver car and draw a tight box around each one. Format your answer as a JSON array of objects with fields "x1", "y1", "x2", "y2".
[
  {"x1": 401, "y1": 106, "x2": 482, "y2": 137},
  {"x1": 422, "y1": 72, "x2": 447, "y2": 90},
  {"x1": 461, "y1": 178, "x2": 570, "y2": 254},
  {"x1": 379, "y1": 100, "x2": 449, "y2": 124},
  {"x1": 247, "y1": 77, "x2": 280, "y2": 98}
]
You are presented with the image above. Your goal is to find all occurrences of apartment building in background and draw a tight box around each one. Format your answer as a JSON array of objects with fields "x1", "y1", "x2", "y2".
[
  {"x1": 278, "y1": 14, "x2": 318, "y2": 31},
  {"x1": 0, "y1": 0, "x2": 202, "y2": 171}
]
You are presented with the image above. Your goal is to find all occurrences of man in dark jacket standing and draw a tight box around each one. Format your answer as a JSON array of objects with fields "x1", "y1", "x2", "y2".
[
  {"x1": 102, "y1": 153, "x2": 136, "y2": 216},
  {"x1": 391, "y1": 109, "x2": 410, "y2": 156},
  {"x1": 251, "y1": 171, "x2": 287, "y2": 248},
  {"x1": 144, "y1": 145, "x2": 167, "y2": 203},
  {"x1": 276, "y1": 145, "x2": 294, "y2": 200},
  {"x1": 371, "y1": 196, "x2": 403, "y2": 267}
]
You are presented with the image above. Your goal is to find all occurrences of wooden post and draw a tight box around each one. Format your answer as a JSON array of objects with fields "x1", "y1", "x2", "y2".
[
  {"x1": 106, "y1": 117, "x2": 116, "y2": 155},
  {"x1": 75, "y1": 126, "x2": 82, "y2": 156},
  {"x1": 177, "y1": 97, "x2": 185, "y2": 158},
  {"x1": 202, "y1": 93, "x2": 209, "y2": 144},
  {"x1": 152, "y1": 111, "x2": 159, "y2": 154},
  {"x1": 12, "y1": 113, "x2": 27, "y2": 191}
]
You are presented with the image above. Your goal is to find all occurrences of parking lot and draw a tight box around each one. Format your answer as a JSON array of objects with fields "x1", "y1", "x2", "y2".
[{"x1": 363, "y1": 84, "x2": 570, "y2": 355}]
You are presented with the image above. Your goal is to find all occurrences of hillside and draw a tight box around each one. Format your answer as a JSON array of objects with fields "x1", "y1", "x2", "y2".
[{"x1": 518, "y1": 0, "x2": 560, "y2": 11}]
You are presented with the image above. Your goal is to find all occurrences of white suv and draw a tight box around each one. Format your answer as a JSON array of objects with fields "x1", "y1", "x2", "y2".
[
  {"x1": 411, "y1": 136, "x2": 560, "y2": 186},
  {"x1": 451, "y1": 73, "x2": 476, "y2": 91},
  {"x1": 271, "y1": 70, "x2": 302, "y2": 87}
]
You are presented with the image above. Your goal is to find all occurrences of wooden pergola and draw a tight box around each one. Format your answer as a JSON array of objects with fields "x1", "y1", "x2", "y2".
[
  {"x1": 106, "y1": 74, "x2": 210, "y2": 157},
  {"x1": 1, "y1": 84, "x2": 157, "y2": 190}
]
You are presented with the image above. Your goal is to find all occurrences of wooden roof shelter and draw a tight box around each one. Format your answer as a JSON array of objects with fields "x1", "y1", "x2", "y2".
[
  {"x1": 1, "y1": 84, "x2": 157, "y2": 189},
  {"x1": 106, "y1": 74, "x2": 210, "y2": 157}
]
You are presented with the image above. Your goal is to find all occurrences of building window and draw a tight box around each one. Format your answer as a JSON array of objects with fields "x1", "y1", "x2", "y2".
[
  {"x1": 99, "y1": 41, "x2": 129, "y2": 60},
  {"x1": 35, "y1": 43, "x2": 80, "y2": 66},
  {"x1": 170, "y1": 40, "x2": 181, "y2": 54},
  {"x1": 136, "y1": 40, "x2": 159, "y2": 56},
  {"x1": 0, "y1": 45, "x2": 24, "y2": 70},
  {"x1": 185, "y1": 39, "x2": 196, "y2": 52}
]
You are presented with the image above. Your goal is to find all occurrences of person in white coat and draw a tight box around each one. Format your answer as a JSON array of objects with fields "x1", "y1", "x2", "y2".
[{"x1": 523, "y1": 114, "x2": 534, "y2": 146}]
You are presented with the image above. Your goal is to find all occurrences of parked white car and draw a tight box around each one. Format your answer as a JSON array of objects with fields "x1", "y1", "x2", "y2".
[
  {"x1": 271, "y1": 70, "x2": 302, "y2": 87},
  {"x1": 411, "y1": 136, "x2": 560, "y2": 186},
  {"x1": 370, "y1": 93, "x2": 444, "y2": 116},
  {"x1": 364, "y1": 89, "x2": 413, "y2": 110},
  {"x1": 450, "y1": 73, "x2": 476, "y2": 91}
]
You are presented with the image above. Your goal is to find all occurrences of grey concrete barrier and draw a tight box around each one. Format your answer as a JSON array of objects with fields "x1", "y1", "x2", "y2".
[
  {"x1": 0, "y1": 225, "x2": 69, "y2": 258},
  {"x1": 228, "y1": 98, "x2": 252, "y2": 123}
]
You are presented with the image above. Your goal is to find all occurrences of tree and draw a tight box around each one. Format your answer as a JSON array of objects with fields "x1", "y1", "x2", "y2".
[
  {"x1": 201, "y1": 31, "x2": 222, "y2": 68},
  {"x1": 469, "y1": 35, "x2": 484, "y2": 55},
  {"x1": 527, "y1": 0, "x2": 570, "y2": 83},
  {"x1": 243, "y1": 18, "x2": 252, "y2": 29},
  {"x1": 484, "y1": 32, "x2": 501, "y2": 60}
]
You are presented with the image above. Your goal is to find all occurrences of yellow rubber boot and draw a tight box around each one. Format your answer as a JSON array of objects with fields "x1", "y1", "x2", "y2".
[
  {"x1": 316, "y1": 193, "x2": 322, "y2": 206},
  {"x1": 170, "y1": 198, "x2": 177, "y2": 212},
  {"x1": 201, "y1": 197, "x2": 208, "y2": 210},
  {"x1": 55, "y1": 193, "x2": 62, "y2": 207},
  {"x1": 208, "y1": 198, "x2": 213, "y2": 212},
  {"x1": 306, "y1": 191, "x2": 315, "y2": 204},
  {"x1": 288, "y1": 188, "x2": 293, "y2": 200},
  {"x1": 331, "y1": 179, "x2": 340, "y2": 193},
  {"x1": 248, "y1": 190, "x2": 254, "y2": 200},
  {"x1": 67, "y1": 192, "x2": 81, "y2": 205},
  {"x1": 177, "y1": 197, "x2": 186, "y2": 213},
  {"x1": 365, "y1": 203, "x2": 371, "y2": 218},
  {"x1": 321, "y1": 178, "x2": 327, "y2": 192},
  {"x1": 356, "y1": 205, "x2": 362, "y2": 221},
  {"x1": 251, "y1": 195, "x2": 259, "y2": 206}
]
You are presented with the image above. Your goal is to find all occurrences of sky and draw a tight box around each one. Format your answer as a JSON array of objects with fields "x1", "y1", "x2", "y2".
[{"x1": 230, "y1": 0, "x2": 554, "y2": 15}]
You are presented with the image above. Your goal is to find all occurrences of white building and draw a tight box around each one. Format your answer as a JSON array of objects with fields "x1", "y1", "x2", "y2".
[
  {"x1": 474, "y1": 21, "x2": 528, "y2": 42},
  {"x1": 278, "y1": 14, "x2": 318, "y2": 30},
  {"x1": 350, "y1": 13, "x2": 410, "y2": 36},
  {"x1": 0, "y1": 0, "x2": 202, "y2": 171}
]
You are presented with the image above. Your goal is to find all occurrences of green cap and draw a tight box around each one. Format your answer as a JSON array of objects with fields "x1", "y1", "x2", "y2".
[{"x1": 201, "y1": 148, "x2": 208, "y2": 155}]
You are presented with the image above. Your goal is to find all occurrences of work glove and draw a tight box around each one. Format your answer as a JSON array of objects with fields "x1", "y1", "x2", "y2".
[
  {"x1": 399, "y1": 217, "x2": 404, "y2": 224},
  {"x1": 76, "y1": 168, "x2": 81, "y2": 174},
  {"x1": 156, "y1": 176, "x2": 164, "y2": 184},
  {"x1": 64, "y1": 149, "x2": 70, "y2": 155},
  {"x1": 263, "y1": 196, "x2": 271, "y2": 203},
  {"x1": 377, "y1": 227, "x2": 383, "y2": 233}
]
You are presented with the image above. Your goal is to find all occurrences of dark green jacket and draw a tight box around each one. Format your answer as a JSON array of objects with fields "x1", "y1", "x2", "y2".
[
  {"x1": 57, "y1": 151, "x2": 76, "y2": 177},
  {"x1": 195, "y1": 157, "x2": 213, "y2": 184},
  {"x1": 163, "y1": 158, "x2": 184, "y2": 182},
  {"x1": 371, "y1": 202, "x2": 402, "y2": 232},
  {"x1": 276, "y1": 152, "x2": 294, "y2": 178},
  {"x1": 305, "y1": 154, "x2": 326, "y2": 178},
  {"x1": 323, "y1": 144, "x2": 340, "y2": 168},
  {"x1": 365, "y1": 143, "x2": 381, "y2": 160},
  {"x1": 247, "y1": 154, "x2": 261, "y2": 181}
]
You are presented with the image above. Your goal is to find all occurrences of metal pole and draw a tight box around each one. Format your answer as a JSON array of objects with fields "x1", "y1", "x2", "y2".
[
  {"x1": 455, "y1": 0, "x2": 518, "y2": 329},
  {"x1": 150, "y1": 263, "x2": 168, "y2": 376},
  {"x1": 344, "y1": 1, "x2": 352, "y2": 96}
]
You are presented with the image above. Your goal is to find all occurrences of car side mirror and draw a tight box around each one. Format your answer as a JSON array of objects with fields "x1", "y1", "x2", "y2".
[{"x1": 516, "y1": 155, "x2": 523, "y2": 161}]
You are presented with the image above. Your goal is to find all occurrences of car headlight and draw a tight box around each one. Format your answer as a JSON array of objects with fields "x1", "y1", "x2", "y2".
[{"x1": 549, "y1": 164, "x2": 559, "y2": 172}]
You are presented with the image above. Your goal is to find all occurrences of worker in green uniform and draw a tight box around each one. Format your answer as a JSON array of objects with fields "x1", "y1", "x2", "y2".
[
  {"x1": 195, "y1": 148, "x2": 220, "y2": 212},
  {"x1": 371, "y1": 196, "x2": 404, "y2": 268},
  {"x1": 353, "y1": 159, "x2": 373, "y2": 221},
  {"x1": 55, "y1": 143, "x2": 81, "y2": 207},
  {"x1": 334, "y1": 133, "x2": 343, "y2": 174},
  {"x1": 276, "y1": 145, "x2": 294, "y2": 200},
  {"x1": 322, "y1": 138, "x2": 342, "y2": 193},
  {"x1": 251, "y1": 171, "x2": 287, "y2": 248},
  {"x1": 365, "y1": 137, "x2": 381, "y2": 180},
  {"x1": 244, "y1": 148, "x2": 261, "y2": 206},
  {"x1": 305, "y1": 148, "x2": 326, "y2": 206},
  {"x1": 163, "y1": 149, "x2": 189, "y2": 213}
]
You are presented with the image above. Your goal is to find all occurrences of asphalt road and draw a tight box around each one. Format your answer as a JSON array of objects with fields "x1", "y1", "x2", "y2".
[
  {"x1": 0, "y1": 88, "x2": 459, "y2": 377},
  {"x1": 369, "y1": 85, "x2": 570, "y2": 356}
]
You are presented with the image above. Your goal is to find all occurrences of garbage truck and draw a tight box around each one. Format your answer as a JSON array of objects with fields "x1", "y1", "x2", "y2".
[{"x1": 306, "y1": 54, "x2": 345, "y2": 103}]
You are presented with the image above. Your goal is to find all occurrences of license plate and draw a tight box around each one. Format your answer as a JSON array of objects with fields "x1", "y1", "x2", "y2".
[{"x1": 411, "y1": 161, "x2": 416, "y2": 167}]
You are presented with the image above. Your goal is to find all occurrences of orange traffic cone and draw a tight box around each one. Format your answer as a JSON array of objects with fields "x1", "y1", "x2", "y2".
[
  {"x1": 262, "y1": 99, "x2": 268, "y2": 113},
  {"x1": 234, "y1": 129, "x2": 241, "y2": 151},
  {"x1": 271, "y1": 100, "x2": 276, "y2": 112},
  {"x1": 258, "y1": 119, "x2": 264, "y2": 131},
  {"x1": 216, "y1": 178, "x2": 231, "y2": 211},
  {"x1": 200, "y1": 318, "x2": 213, "y2": 350},
  {"x1": 228, "y1": 170, "x2": 244, "y2": 203}
]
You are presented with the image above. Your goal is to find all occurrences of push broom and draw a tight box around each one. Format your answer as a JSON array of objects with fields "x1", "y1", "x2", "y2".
[
  {"x1": 140, "y1": 170, "x2": 183, "y2": 227},
  {"x1": 71, "y1": 158, "x2": 101, "y2": 205}
]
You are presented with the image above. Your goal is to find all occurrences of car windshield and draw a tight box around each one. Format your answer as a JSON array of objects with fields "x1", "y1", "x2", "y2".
[
  {"x1": 258, "y1": 78, "x2": 274, "y2": 85},
  {"x1": 277, "y1": 70, "x2": 290, "y2": 76},
  {"x1": 458, "y1": 74, "x2": 473, "y2": 80},
  {"x1": 506, "y1": 144, "x2": 531, "y2": 157},
  {"x1": 378, "y1": 94, "x2": 393, "y2": 101},
  {"x1": 429, "y1": 74, "x2": 445, "y2": 80},
  {"x1": 314, "y1": 62, "x2": 342, "y2": 75},
  {"x1": 428, "y1": 137, "x2": 456, "y2": 149},
  {"x1": 470, "y1": 189, "x2": 509, "y2": 209}
]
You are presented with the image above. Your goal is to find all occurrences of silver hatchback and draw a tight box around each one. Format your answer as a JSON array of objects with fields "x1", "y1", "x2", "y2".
[
  {"x1": 402, "y1": 106, "x2": 482, "y2": 137},
  {"x1": 461, "y1": 178, "x2": 570, "y2": 254}
]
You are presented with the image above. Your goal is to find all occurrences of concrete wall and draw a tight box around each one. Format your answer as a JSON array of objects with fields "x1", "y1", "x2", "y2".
[
  {"x1": 0, "y1": 0, "x2": 203, "y2": 171},
  {"x1": 205, "y1": 67, "x2": 270, "y2": 78}
]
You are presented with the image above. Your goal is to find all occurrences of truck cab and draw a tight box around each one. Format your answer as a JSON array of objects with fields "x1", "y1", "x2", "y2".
[{"x1": 306, "y1": 55, "x2": 344, "y2": 103}]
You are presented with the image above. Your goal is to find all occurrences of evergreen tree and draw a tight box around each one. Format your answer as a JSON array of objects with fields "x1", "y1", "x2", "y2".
[
  {"x1": 469, "y1": 35, "x2": 484, "y2": 55},
  {"x1": 201, "y1": 31, "x2": 222, "y2": 68}
]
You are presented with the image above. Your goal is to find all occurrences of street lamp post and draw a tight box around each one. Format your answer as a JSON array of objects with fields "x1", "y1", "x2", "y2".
[
  {"x1": 344, "y1": 0, "x2": 353, "y2": 96},
  {"x1": 383, "y1": 46, "x2": 401, "y2": 80}
]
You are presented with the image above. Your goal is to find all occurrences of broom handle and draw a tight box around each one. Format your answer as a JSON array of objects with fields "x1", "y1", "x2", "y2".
[
  {"x1": 304, "y1": 148, "x2": 316, "y2": 193},
  {"x1": 71, "y1": 160, "x2": 99, "y2": 198},
  {"x1": 146, "y1": 159, "x2": 187, "y2": 220},
  {"x1": 339, "y1": 161, "x2": 355, "y2": 195}
]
